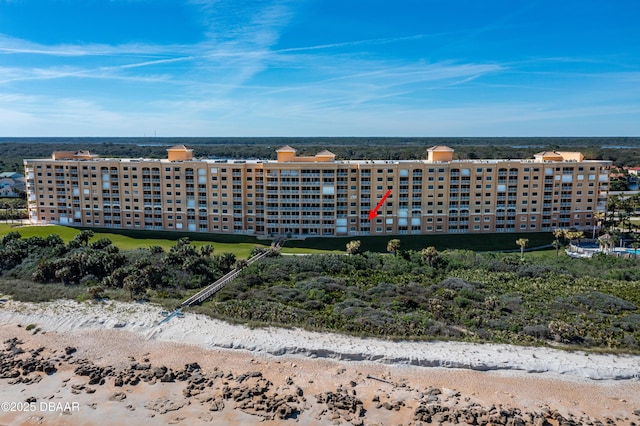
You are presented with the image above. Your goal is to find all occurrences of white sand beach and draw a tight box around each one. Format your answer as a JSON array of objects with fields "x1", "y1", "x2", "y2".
[{"x1": 1, "y1": 299, "x2": 639, "y2": 425}]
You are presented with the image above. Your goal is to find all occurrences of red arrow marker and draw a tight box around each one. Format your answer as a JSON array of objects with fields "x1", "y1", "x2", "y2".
[{"x1": 368, "y1": 189, "x2": 392, "y2": 220}]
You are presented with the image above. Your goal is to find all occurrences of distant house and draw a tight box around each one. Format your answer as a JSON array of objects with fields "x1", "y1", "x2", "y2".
[
  {"x1": 628, "y1": 167, "x2": 640, "y2": 177},
  {"x1": 0, "y1": 172, "x2": 25, "y2": 197},
  {"x1": 0, "y1": 172, "x2": 22, "y2": 179}
]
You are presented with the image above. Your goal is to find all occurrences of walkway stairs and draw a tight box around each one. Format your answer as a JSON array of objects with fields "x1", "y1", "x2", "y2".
[{"x1": 181, "y1": 239, "x2": 283, "y2": 307}]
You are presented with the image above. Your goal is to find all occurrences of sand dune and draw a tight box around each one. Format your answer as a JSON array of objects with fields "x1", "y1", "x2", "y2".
[
  {"x1": 3, "y1": 299, "x2": 639, "y2": 380},
  {"x1": 1, "y1": 299, "x2": 640, "y2": 425}
]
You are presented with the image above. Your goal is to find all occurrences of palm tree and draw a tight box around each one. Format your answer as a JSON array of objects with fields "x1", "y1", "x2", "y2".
[
  {"x1": 74, "y1": 230, "x2": 94, "y2": 246},
  {"x1": 566, "y1": 230, "x2": 584, "y2": 246},
  {"x1": 219, "y1": 252, "x2": 237, "y2": 272},
  {"x1": 593, "y1": 211, "x2": 605, "y2": 239},
  {"x1": 123, "y1": 275, "x2": 144, "y2": 300},
  {"x1": 630, "y1": 193, "x2": 640, "y2": 218},
  {"x1": 630, "y1": 235, "x2": 640, "y2": 259},
  {"x1": 199, "y1": 244, "x2": 214, "y2": 257},
  {"x1": 234, "y1": 259, "x2": 248, "y2": 271},
  {"x1": 609, "y1": 229, "x2": 622, "y2": 253},
  {"x1": 515, "y1": 238, "x2": 529, "y2": 260},
  {"x1": 387, "y1": 239, "x2": 401, "y2": 256},
  {"x1": 420, "y1": 246, "x2": 439, "y2": 267},
  {"x1": 552, "y1": 228, "x2": 566, "y2": 258},
  {"x1": 346, "y1": 240, "x2": 361, "y2": 256},
  {"x1": 606, "y1": 194, "x2": 620, "y2": 228}
]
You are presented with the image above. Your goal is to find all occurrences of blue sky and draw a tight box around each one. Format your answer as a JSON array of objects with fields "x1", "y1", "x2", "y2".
[{"x1": 1, "y1": 0, "x2": 639, "y2": 137}]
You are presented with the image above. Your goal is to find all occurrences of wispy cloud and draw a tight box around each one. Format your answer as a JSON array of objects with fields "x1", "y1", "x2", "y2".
[
  {"x1": 0, "y1": 65, "x2": 175, "y2": 84},
  {"x1": 1, "y1": 0, "x2": 638, "y2": 136},
  {"x1": 274, "y1": 34, "x2": 429, "y2": 53},
  {"x1": 0, "y1": 34, "x2": 191, "y2": 57}
]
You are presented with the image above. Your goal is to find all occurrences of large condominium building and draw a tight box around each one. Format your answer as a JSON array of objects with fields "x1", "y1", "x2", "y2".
[{"x1": 24, "y1": 145, "x2": 611, "y2": 237}]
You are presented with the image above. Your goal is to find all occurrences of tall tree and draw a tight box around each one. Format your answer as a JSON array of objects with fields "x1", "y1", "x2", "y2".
[
  {"x1": 565, "y1": 231, "x2": 584, "y2": 245},
  {"x1": 199, "y1": 244, "x2": 214, "y2": 257},
  {"x1": 515, "y1": 238, "x2": 529, "y2": 260},
  {"x1": 593, "y1": 211, "x2": 605, "y2": 238},
  {"x1": 346, "y1": 240, "x2": 361, "y2": 256},
  {"x1": 74, "y1": 230, "x2": 94, "y2": 246},
  {"x1": 607, "y1": 195, "x2": 621, "y2": 228},
  {"x1": 552, "y1": 228, "x2": 566, "y2": 258},
  {"x1": 387, "y1": 239, "x2": 401, "y2": 256},
  {"x1": 630, "y1": 234, "x2": 640, "y2": 259},
  {"x1": 234, "y1": 258, "x2": 248, "y2": 270},
  {"x1": 420, "y1": 246, "x2": 439, "y2": 267}
]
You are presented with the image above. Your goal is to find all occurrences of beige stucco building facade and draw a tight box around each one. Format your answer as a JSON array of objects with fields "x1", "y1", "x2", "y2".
[{"x1": 24, "y1": 145, "x2": 611, "y2": 237}]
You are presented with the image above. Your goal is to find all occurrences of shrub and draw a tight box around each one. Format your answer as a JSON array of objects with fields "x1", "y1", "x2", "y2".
[
  {"x1": 351, "y1": 307, "x2": 394, "y2": 328},
  {"x1": 297, "y1": 276, "x2": 346, "y2": 293},
  {"x1": 454, "y1": 296, "x2": 471, "y2": 308},
  {"x1": 302, "y1": 300, "x2": 323, "y2": 311},
  {"x1": 573, "y1": 291, "x2": 637, "y2": 314},
  {"x1": 549, "y1": 320, "x2": 581, "y2": 344},
  {"x1": 517, "y1": 265, "x2": 553, "y2": 278},
  {"x1": 523, "y1": 324, "x2": 550, "y2": 340},
  {"x1": 436, "y1": 277, "x2": 475, "y2": 291},
  {"x1": 428, "y1": 323, "x2": 463, "y2": 338},
  {"x1": 622, "y1": 333, "x2": 639, "y2": 349},
  {"x1": 458, "y1": 288, "x2": 485, "y2": 302},
  {"x1": 87, "y1": 286, "x2": 105, "y2": 300},
  {"x1": 89, "y1": 238, "x2": 113, "y2": 250},
  {"x1": 617, "y1": 314, "x2": 640, "y2": 332},
  {"x1": 249, "y1": 246, "x2": 265, "y2": 256},
  {"x1": 365, "y1": 282, "x2": 397, "y2": 299},
  {"x1": 80, "y1": 274, "x2": 99, "y2": 286},
  {"x1": 268, "y1": 286, "x2": 301, "y2": 304}
]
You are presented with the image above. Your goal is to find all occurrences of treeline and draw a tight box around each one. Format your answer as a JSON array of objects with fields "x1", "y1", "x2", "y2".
[
  {"x1": 0, "y1": 231, "x2": 237, "y2": 299},
  {"x1": 3, "y1": 136, "x2": 640, "y2": 147},
  {"x1": 0, "y1": 197, "x2": 27, "y2": 220},
  {"x1": 1, "y1": 137, "x2": 640, "y2": 172}
]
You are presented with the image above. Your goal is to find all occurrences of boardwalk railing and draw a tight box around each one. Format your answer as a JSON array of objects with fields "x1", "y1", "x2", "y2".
[{"x1": 181, "y1": 240, "x2": 283, "y2": 307}]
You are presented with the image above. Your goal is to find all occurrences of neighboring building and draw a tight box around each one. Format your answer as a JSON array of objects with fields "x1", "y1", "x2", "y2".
[
  {"x1": 627, "y1": 167, "x2": 640, "y2": 177},
  {"x1": 609, "y1": 166, "x2": 639, "y2": 192},
  {"x1": 0, "y1": 172, "x2": 26, "y2": 198},
  {"x1": 23, "y1": 146, "x2": 611, "y2": 236}
]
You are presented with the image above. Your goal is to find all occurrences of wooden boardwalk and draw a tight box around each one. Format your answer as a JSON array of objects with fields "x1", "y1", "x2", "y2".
[{"x1": 181, "y1": 239, "x2": 283, "y2": 307}]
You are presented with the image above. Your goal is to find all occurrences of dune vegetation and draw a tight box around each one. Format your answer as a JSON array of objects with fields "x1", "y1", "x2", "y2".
[{"x1": 1, "y1": 229, "x2": 640, "y2": 352}]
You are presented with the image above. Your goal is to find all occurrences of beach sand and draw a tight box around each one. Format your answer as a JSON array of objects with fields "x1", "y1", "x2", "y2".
[{"x1": 1, "y1": 299, "x2": 639, "y2": 425}]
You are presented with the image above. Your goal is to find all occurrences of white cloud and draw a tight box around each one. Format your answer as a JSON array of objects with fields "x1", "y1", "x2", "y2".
[{"x1": 1, "y1": 2, "x2": 638, "y2": 136}]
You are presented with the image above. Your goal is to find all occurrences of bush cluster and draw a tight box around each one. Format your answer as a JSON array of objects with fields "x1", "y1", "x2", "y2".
[{"x1": 2, "y1": 231, "x2": 640, "y2": 351}]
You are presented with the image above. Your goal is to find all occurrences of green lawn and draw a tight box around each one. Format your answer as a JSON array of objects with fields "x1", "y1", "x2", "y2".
[
  {"x1": 0, "y1": 224, "x2": 265, "y2": 258},
  {"x1": 0, "y1": 223, "x2": 556, "y2": 257},
  {"x1": 280, "y1": 247, "x2": 343, "y2": 255},
  {"x1": 284, "y1": 231, "x2": 554, "y2": 253}
]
